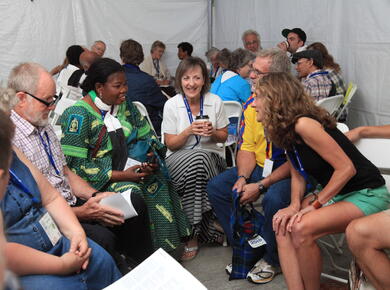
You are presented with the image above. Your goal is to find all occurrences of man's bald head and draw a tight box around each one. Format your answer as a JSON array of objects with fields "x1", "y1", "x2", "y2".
[{"x1": 80, "y1": 50, "x2": 99, "y2": 71}]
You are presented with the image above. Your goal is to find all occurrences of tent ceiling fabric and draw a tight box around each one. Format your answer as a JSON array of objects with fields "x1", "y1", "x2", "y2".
[
  {"x1": 1, "y1": 0, "x2": 389, "y2": 128},
  {"x1": 213, "y1": 0, "x2": 390, "y2": 127},
  {"x1": 0, "y1": 0, "x2": 208, "y2": 85}
]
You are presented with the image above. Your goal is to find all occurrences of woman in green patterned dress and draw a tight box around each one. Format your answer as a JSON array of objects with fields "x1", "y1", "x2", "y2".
[{"x1": 60, "y1": 58, "x2": 190, "y2": 255}]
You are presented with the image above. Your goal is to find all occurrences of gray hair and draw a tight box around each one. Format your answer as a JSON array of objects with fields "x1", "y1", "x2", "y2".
[
  {"x1": 93, "y1": 40, "x2": 106, "y2": 47},
  {"x1": 150, "y1": 40, "x2": 166, "y2": 53},
  {"x1": 241, "y1": 29, "x2": 262, "y2": 50},
  {"x1": 230, "y1": 48, "x2": 255, "y2": 72},
  {"x1": 8, "y1": 62, "x2": 46, "y2": 96},
  {"x1": 0, "y1": 87, "x2": 17, "y2": 112},
  {"x1": 257, "y1": 48, "x2": 291, "y2": 73},
  {"x1": 205, "y1": 47, "x2": 220, "y2": 60}
]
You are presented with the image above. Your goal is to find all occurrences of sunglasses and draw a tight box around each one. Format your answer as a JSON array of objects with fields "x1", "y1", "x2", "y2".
[{"x1": 23, "y1": 91, "x2": 60, "y2": 107}]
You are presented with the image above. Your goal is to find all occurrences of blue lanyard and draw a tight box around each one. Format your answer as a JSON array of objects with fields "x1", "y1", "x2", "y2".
[
  {"x1": 183, "y1": 95, "x2": 204, "y2": 148},
  {"x1": 265, "y1": 139, "x2": 271, "y2": 160},
  {"x1": 38, "y1": 132, "x2": 60, "y2": 175},
  {"x1": 287, "y1": 146, "x2": 313, "y2": 191},
  {"x1": 308, "y1": 71, "x2": 328, "y2": 78},
  {"x1": 9, "y1": 169, "x2": 41, "y2": 207}
]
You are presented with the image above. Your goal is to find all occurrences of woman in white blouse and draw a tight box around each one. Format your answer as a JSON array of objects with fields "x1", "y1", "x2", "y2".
[{"x1": 162, "y1": 57, "x2": 228, "y2": 261}]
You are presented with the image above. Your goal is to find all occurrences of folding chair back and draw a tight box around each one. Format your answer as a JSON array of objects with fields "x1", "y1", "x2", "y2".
[
  {"x1": 223, "y1": 101, "x2": 243, "y2": 167},
  {"x1": 336, "y1": 82, "x2": 357, "y2": 120},
  {"x1": 132, "y1": 101, "x2": 157, "y2": 136},
  {"x1": 316, "y1": 94, "x2": 344, "y2": 115}
]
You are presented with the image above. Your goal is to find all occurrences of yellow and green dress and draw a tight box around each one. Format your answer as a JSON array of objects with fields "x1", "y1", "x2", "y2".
[{"x1": 60, "y1": 99, "x2": 190, "y2": 253}]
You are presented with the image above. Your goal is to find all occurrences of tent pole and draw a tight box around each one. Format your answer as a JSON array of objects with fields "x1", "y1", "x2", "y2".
[{"x1": 207, "y1": 0, "x2": 213, "y2": 50}]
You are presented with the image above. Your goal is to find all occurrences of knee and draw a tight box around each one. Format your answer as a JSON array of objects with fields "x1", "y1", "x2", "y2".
[
  {"x1": 291, "y1": 221, "x2": 315, "y2": 248},
  {"x1": 346, "y1": 218, "x2": 369, "y2": 252}
]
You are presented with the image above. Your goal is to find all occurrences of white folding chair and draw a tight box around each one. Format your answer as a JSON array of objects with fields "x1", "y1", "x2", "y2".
[
  {"x1": 355, "y1": 138, "x2": 390, "y2": 190},
  {"x1": 222, "y1": 101, "x2": 243, "y2": 167},
  {"x1": 316, "y1": 94, "x2": 344, "y2": 115},
  {"x1": 132, "y1": 101, "x2": 157, "y2": 135},
  {"x1": 320, "y1": 137, "x2": 390, "y2": 283},
  {"x1": 336, "y1": 82, "x2": 357, "y2": 121}
]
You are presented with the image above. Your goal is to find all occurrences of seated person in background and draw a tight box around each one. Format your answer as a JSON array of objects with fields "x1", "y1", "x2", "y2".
[
  {"x1": 67, "y1": 50, "x2": 100, "y2": 90},
  {"x1": 1, "y1": 115, "x2": 121, "y2": 289},
  {"x1": 254, "y1": 72, "x2": 390, "y2": 290},
  {"x1": 307, "y1": 42, "x2": 349, "y2": 121},
  {"x1": 205, "y1": 47, "x2": 223, "y2": 83},
  {"x1": 140, "y1": 40, "x2": 176, "y2": 98},
  {"x1": 208, "y1": 48, "x2": 292, "y2": 284},
  {"x1": 345, "y1": 124, "x2": 390, "y2": 290},
  {"x1": 277, "y1": 27, "x2": 307, "y2": 54},
  {"x1": 242, "y1": 29, "x2": 262, "y2": 53},
  {"x1": 162, "y1": 57, "x2": 228, "y2": 261},
  {"x1": 292, "y1": 49, "x2": 335, "y2": 101},
  {"x1": 7, "y1": 62, "x2": 153, "y2": 273},
  {"x1": 56, "y1": 45, "x2": 85, "y2": 96},
  {"x1": 211, "y1": 48, "x2": 255, "y2": 104},
  {"x1": 307, "y1": 42, "x2": 346, "y2": 96},
  {"x1": 91, "y1": 40, "x2": 106, "y2": 57},
  {"x1": 177, "y1": 42, "x2": 193, "y2": 60},
  {"x1": 60, "y1": 58, "x2": 190, "y2": 257},
  {"x1": 120, "y1": 39, "x2": 167, "y2": 136}
]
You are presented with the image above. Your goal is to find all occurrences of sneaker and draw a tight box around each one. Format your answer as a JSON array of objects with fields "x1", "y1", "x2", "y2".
[
  {"x1": 225, "y1": 263, "x2": 232, "y2": 275},
  {"x1": 247, "y1": 259, "x2": 281, "y2": 284}
]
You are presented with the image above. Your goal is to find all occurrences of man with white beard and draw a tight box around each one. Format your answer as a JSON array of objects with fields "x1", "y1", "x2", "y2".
[{"x1": 7, "y1": 62, "x2": 153, "y2": 274}]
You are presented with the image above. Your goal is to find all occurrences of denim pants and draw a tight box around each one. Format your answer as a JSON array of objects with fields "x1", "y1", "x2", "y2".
[
  {"x1": 207, "y1": 165, "x2": 291, "y2": 266},
  {"x1": 19, "y1": 237, "x2": 122, "y2": 290}
]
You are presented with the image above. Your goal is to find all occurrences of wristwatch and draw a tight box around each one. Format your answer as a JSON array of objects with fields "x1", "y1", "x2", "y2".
[{"x1": 257, "y1": 182, "x2": 268, "y2": 194}]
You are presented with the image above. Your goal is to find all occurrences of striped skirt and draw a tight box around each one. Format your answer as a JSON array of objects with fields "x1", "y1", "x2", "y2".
[{"x1": 166, "y1": 149, "x2": 226, "y2": 243}]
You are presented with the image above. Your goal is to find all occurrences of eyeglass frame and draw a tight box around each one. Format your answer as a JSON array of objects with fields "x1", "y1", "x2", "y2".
[
  {"x1": 249, "y1": 67, "x2": 268, "y2": 77},
  {"x1": 22, "y1": 91, "x2": 59, "y2": 107}
]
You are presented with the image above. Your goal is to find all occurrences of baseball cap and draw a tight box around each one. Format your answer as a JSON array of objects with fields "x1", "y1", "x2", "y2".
[
  {"x1": 282, "y1": 28, "x2": 307, "y2": 43},
  {"x1": 292, "y1": 49, "x2": 323, "y2": 69}
]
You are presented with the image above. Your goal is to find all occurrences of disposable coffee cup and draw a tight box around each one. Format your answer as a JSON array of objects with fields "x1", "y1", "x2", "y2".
[
  {"x1": 283, "y1": 40, "x2": 289, "y2": 48},
  {"x1": 195, "y1": 115, "x2": 209, "y2": 121},
  {"x1": 195, "y1": 115, "x2": 210, "y2": 136}
]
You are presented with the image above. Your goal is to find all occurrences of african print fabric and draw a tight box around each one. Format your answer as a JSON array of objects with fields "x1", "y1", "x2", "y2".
[{"x1": 60, "y1": 97, "x2": 190, "y2": 252}]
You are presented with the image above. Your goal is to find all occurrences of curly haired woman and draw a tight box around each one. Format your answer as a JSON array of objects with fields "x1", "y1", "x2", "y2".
[{"x1": 252, "y1": 72, "x2": 390, "y2": 289}]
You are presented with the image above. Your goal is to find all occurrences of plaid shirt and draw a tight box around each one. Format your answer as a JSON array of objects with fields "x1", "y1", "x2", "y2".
[
  {"x1": 302, "y1": 69, "x2": 333, "y2": 101},
  {"x1": 326, "y1": 69, "x2": 346, "y2": 96},
  {"x1": 11, "y1": 110, "x2": 76, "y2": 205}
]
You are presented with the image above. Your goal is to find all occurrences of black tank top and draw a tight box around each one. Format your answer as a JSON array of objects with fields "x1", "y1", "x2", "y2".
[{"x1": 289, "y1": 121, "x2": 384, "y2": 195}]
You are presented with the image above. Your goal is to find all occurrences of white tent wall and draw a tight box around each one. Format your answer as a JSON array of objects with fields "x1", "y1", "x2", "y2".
[
  {"x1": 213, "y1": 0, "x2": 390, "y2": 128},
  {"x1": 0, "y1": 0, "x2": 208, "y2": 84}
]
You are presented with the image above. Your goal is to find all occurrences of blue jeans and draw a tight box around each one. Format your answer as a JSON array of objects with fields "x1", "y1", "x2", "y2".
[
  {"x1": 19, "y1": 238, "x2": 122, "y2": 290},
  {"x1": 207, "y1": 165, "x2": 291, "y2": 266}
]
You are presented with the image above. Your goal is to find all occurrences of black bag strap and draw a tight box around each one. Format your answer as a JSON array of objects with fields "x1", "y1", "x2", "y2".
[{"x1": 91, "y1": 126, "x2": 107, "y2": 158}]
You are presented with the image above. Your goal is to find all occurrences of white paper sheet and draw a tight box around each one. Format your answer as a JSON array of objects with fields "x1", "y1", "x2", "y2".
[
  {"x1": 104, "y1": 248, "x2": 207, "y2": 290},
  {"x1": 100, "y1": 189, "x2": 138, "y2": 219}
]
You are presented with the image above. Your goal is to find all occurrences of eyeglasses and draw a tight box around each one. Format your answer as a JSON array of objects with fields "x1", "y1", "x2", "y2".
[
  {"x1": 250, "y1": 68, "x2": 268, "y2": 77},
  {"x1": 245, "y1": 40, "x2": 258, "y2": 46},
  {"x1": 23, "y1": 91, "x2": 59, "y2": 107}
]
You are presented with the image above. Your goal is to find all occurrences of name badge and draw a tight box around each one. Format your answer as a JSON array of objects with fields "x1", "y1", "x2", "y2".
[
  {"x1": 262, "y1": 159, "x2": 274, "y2": 178},
  {"x1": 39, "y1": 212, "x2": 62, "y2": 246},
  {"x1": 248, "y1": 234, "x2": 267, "y2": 248}
]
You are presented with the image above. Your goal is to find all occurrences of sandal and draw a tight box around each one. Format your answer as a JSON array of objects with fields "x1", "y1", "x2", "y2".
[{"x1": 180, "y1": 246, "x2": 199, "y2": 262}]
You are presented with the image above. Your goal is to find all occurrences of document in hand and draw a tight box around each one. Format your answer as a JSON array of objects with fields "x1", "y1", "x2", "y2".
[
  {"x1": 104, "y1": 248, "x2": 207, "y2": 290},
  {"x1": 100, "y1": 189, "x2": 138, "y2": 219}
]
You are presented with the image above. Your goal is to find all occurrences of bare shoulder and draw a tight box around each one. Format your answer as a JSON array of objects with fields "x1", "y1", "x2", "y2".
[{"x1": 294, "y1": 117, "x2": 323, "y2": 136}]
